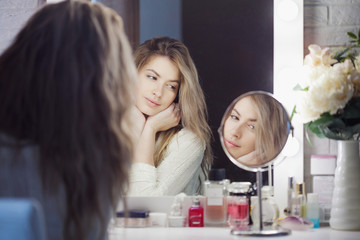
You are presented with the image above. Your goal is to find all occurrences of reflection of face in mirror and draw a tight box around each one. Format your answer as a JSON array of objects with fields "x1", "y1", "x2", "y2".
[
  {"x1": 128, "y1": 36, "x2": 212, "y2": 196},
  {"x1": 223, "y1": 97, "x2": 257, "y2": 160},
  {"x1": 222, "y1": 93, "x2": 289, "y2": 167}
]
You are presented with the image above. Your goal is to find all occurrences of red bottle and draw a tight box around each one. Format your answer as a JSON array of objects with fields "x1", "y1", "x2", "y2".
[{"x1": 188, "y1": 197, "x2": 204, "y2": 227}]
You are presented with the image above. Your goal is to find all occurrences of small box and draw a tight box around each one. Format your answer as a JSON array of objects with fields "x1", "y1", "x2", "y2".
[
  {"x1": 115, "y1": 210, "x2": 150, "y2": 228},
  {"x1": 310, "y1": 155, "x2": 336, "y2": 175},
  {"x1": 313, "y1": 176, "x2": 334, "y2": 223}
]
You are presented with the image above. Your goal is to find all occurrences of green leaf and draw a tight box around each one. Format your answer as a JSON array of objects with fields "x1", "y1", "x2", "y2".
[
  {"x1": 342, "y1": 98, "x2": 360, "y2": 119},
  {"x1": 306, "y1": 122, "x2": 326, "y2": 138},
  {"x1": 293, "y1": 84, "x2": 308, "y2": 91},
  {"x1": 349, "y1": 123, "x2": 360, "y2": 136},
  {"x1": 304, "y1": 125, "x2": 313, "y2": 146},
  {"x1": 290, "y1": 105, "x2": 296, "y2": 121},
  {"x1": 348, "y1": 32, "x2": 358, "y2": 40},
  {"x1": 333, "y1": 48, "x2": 350, "y2": 62}
]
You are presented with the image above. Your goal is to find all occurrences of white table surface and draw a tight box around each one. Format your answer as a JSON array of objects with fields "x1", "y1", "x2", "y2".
[{"x1": 108, "y1": 226, "x2": 360, "y2": 240}]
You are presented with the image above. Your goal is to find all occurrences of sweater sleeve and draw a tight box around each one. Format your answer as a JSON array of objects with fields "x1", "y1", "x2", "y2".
[{"x1": 127, "y1": 128, "x2": 205, "y2": 196}]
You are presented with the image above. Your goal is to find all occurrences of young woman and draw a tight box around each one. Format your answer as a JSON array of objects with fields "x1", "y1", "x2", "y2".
[
  {"x1": 0, "y1": 1, "x2": 137, "y2": 240},
  {"x1": 128, "y1": 36, "x2": 213, "y2": 196},
  {"x1": 222, "y1": 93, "x2": 289, "y2": 166}
]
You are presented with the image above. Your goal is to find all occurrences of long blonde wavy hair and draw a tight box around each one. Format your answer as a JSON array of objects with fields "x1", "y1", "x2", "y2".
[
  {"x1": 0, "y1": 1, "x2": 137, "y2": 239},
  {"x1": 251, "y1": 94, "x2": 289, "y2": 164},
  {"x1": 134, "y1": 37, "x2": 213, "y2": 186}
]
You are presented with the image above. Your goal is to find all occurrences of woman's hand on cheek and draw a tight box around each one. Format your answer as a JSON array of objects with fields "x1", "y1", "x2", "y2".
[{"x1": 146, "y1": 103, "x2": 181, "y2": 132}]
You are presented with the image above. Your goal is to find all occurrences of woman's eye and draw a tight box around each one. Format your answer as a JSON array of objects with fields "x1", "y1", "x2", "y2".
[
  {"x1": 147, "y1": 75, "x2": 157, "y2": 80},
  {"x1": 249, "y1": 124, "x2": 255, "y2": 130},
  {"x1": 167, "y1": 84, "x2": 178, "y2": 91},
  {"x1": 230, "y1": 114, "x2": 239, "y2": 121}
]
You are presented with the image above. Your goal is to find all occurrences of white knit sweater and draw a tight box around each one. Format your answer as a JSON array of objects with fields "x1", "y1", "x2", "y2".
[{"x1": 128, "y1": 128, "x2": 205, "y2": 196}]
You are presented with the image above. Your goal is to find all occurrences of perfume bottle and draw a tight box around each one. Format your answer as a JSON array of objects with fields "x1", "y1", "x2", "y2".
[
  {"x1": 188, "y1": 196, "x2": 204, "y2": 227},
  {"x1": 203, "y1": 168, "x2": 229, "y2": 226},
  {"x1": 292, "y1": 183, "x2": 306, "y2": 217},
  {"x1": 227, "y1": 182, "x2": 251, "y2": 229}
]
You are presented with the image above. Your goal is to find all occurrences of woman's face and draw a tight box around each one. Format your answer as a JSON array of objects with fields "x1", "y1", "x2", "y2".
[
  {"x1": 223, "y1": 97, "x2": 258, "y2": 159},
  {"x1": 136, "y1": 56, "x2": 180, "y2": 116}
]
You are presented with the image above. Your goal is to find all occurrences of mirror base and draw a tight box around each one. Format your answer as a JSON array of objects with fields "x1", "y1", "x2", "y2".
[{"x1": 231, "y1": 226, "x2": 291, "y2": 237}]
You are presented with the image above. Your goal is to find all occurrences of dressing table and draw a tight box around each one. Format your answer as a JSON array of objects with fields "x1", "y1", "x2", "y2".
[{"x1": 108, "y1": 227, "x2": 360, "y2": 240}]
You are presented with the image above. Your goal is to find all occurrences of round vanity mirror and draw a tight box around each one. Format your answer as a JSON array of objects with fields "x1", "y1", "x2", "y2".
[
  {"x1": 218, "y1": 91, "x2": 293, "y2": 236},
  {"x1": 218, "y1": 91, "x2": 291, "y2": 172}
]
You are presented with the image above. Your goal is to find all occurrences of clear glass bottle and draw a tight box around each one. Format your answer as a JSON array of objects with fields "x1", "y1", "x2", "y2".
[
  {"x1": 292, "y1": 183, "x2": 306, "y2": 217},
  {"x1": 188, "y1": 196, "x2": 204, "y2": 227},
  {"x1": 227, "y1": 182, "x2": 251, "y2": 229},
  {"x1": 251, "y1": 186, "x2": 279, "y2": 227},
  {"x1": 203, "y1": 168, "x2": 229, "y2": 226},
  {"x1": 306, "y1": 193, "x2": 320, "y2": 228}
]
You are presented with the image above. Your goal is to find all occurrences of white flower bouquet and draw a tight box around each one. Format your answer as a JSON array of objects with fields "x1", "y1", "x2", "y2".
[{"x1": 294, "y1": 30, "x2": 360, "y2": 140}]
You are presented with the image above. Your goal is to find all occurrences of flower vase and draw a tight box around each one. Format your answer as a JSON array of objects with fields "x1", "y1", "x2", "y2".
[{"x1": 329, "y1": 140, "x2": 360, "y2": 230}]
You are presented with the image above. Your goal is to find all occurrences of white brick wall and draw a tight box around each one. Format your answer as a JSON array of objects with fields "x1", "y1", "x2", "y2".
[
  {"x1": 0, "y1": 0, "x2": 39, "y2": 53},
  {"x1": 304, "y1": 0, "x2": 360, "y2": 49},
  {"x1": 304, "y1": 0, "x2": 360, "y2": 193}
]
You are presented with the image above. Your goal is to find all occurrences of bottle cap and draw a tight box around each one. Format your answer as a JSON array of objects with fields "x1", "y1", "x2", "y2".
[
  {"x1": 228, "y1": 182, "x2": 251, "y2": 195},
  {"x1": 209, "y1": 168, "x2": 226, "y2": 181},
  {"x1": 296, "y1": 183, "x2": 305, "y2": 195},
  {"x1": 261, "y1": 185, "x2": 274, "y2": 197},
  {"x1": 307, "y1": 193, "x2": 319, "y2": 203},
  {"x1": 192, "y1": 196, "x2": 201, "y2": 207},
  {"x1": 288, "y1": 176, "x2": 294, "y2": 189}
]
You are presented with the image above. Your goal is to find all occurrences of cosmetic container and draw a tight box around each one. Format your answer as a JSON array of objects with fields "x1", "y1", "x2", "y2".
[
  {"x1": 188, "y1": 196, "x2": 204, "y2": 227},
  {"x1": 116, "y1": 210, "x2": 149, "y2": 228},
  {"x1": 291, "y1": 183, "x2": 306, "y2": 217},
  {"x1": 251, "y1": 186, "x2": 279, "y2": 227},
  {"x1": 311, "y1": 155, "x2": 336, "y2": 224},
  {"x1": 227, "y1": 182, "x2": 251, "y2": 229},
  {"x1": 168, "y1": 216, "x2": 186, "y2": 227},
  {"x1": 306, "y1": 193, "x2": 320, "y2": 228},
  {"x1": 203, "y1": 168, "x2": 229, "y2": 226},
  {"x1": 149, "y1": 212, "x2": 167, "y2": 227},
  {"x1": 168, "y1": 193, "x2": 186, "y2": 227},
  {"x1": 284, "y1": 176, "x2": 295, "y2": 216}
]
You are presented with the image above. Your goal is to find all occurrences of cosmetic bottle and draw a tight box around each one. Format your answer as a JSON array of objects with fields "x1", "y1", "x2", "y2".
[
  {"x1": 284, "y1": 176, "x2": 295, "y2": 216},
  {"x1": 292, "y1": 183, "x2": 306, "y2": 217},
  {"x1": 306, "y1": 193, "x2": 320, "y2": 228},
  {"x1": 251, "y1": 186, "x2": 279, "y2": 227},
  {"x1": 168, "y1": 193, "x2": 186, "y2": 227},
  {"x1": 203, "y1": 168, "x2": 229, "y2": 226},
  {"x1": 188, "y1": 196, "x2": 204, "y2": 227},
  {"x1": 227, "y1": 182, "x2": 251, "y2": 229}
]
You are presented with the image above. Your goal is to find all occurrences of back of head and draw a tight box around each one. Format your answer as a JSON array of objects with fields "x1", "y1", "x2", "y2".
[{"x1": 0, "y1": 0, "x2": 136, "y2": 239}]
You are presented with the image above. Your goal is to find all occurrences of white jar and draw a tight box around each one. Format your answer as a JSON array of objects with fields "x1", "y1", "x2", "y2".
[{"x1": 251, "y1": 186, "x2": 279, "y2": 226}]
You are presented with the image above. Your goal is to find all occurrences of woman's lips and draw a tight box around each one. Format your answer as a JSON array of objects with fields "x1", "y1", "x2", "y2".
[
  {"x1": 145, "y1": 97, "x2": 160, "y2": 107},
  {"x1": 225, "y1": 139, "x2": 240, "y2": 148}
]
